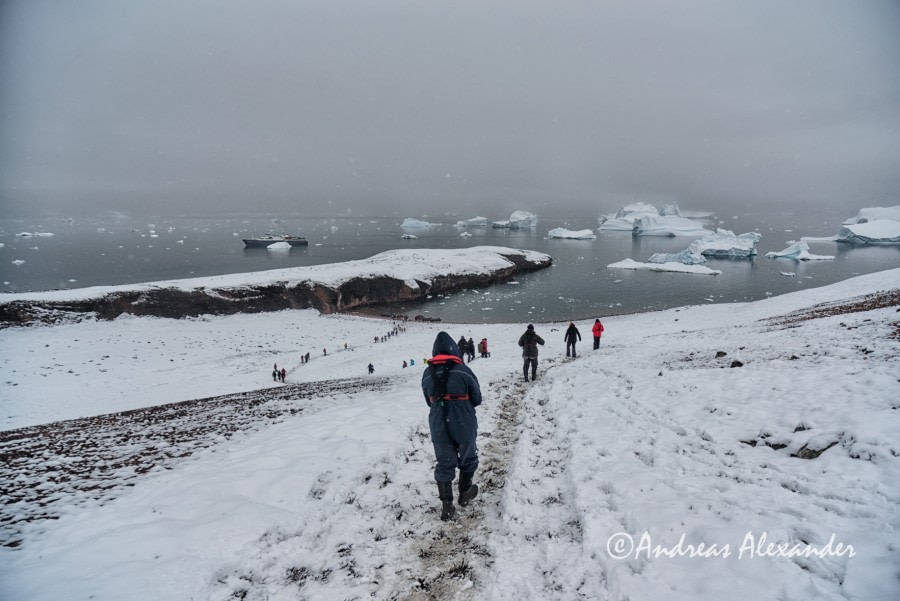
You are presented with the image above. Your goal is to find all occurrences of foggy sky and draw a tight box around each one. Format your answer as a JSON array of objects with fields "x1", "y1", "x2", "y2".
[{"x1": 2, "y1": 0, "x2": 899, "y2": 218}]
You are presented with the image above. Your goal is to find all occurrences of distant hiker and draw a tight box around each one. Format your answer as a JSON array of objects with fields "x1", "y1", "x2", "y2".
[
  {"x1": 422, "y1": 331, "x2": 482, "y2": 521},
  {"x1": 305, "y1": 352, "x2": 310, "y2": 363},
  {"x1": 467, "y1": 338, "x2": 475, "y2": 362},
  {"x1": 410, "y1": 359, "x2": 415, "y2": 366},
  {"x1": 368, "y1": 363, "x2": 374, "y2": 374},
  {"x1": 323, "y1": 348, "x2": 327, "y2": 356},
  {"x1": 280, "y1": 367, "x2": 286, "y2": 382},
  {"x1": 479, "y1": 338, "x2": 490, "y2": 358},
  {"x1": 592, "y1": 318, "x2": 605, "y2": 350},
  {"x1": 564, "y1": 322, "x2": 582, "y2": 357},
  {"x1": 344, "y1": 342, "x2": 348, "y2": 350},
  {"x1": 272, "y1": 369, "x2": 278, "y2": 382},
  {"x1": 403, "y1": 360, "x2": 408, "y2": 368},
  {"x1": 518, "y1": 324, "x2": 545, "y2": 382},
  {"x1": 457, "y1": 336, "x2": 469, "y2": 360}
]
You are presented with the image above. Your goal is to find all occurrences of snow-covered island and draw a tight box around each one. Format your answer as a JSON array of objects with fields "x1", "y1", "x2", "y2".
[
  {"x1": 1, "y1": 269, "x2": 897, "y2": 601},
  {"x1": 547, "y1": 227, "x2": 597, "y2": 240},
  {"x1": 0, "y1": 247, "x2": 552, "y2": 325}
]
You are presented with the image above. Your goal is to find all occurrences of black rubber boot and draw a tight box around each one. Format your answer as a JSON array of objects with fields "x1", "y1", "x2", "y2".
[
  {"x1": 458, "y1": 471, "x2": 478, "y2": 507},
  {"x1": 437, "y1": 481, "x2": 456, "y2": 521}
]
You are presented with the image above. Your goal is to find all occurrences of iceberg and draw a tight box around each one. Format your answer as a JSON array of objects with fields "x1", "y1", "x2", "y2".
[
  {"x1": 608, "y1": 258, "x2": 721, "y2": 275},
  {"x1": 598, "y1": 202, "x2": 659, "y2": 231},
  {"x1": 660, "y1": 202, "x2": 682, "y2": 217},
  {"x1": 631, "y1": 214, "x2": 713, "y2": 237},
  {"x1": 766, "y1": 241, "x2": 835, "y2": 260},
  {"x1": 400, "y1": 234, "x2": 418, "y2": 239},
  {"x1": 491, "y1": 220, "x2": 510, "y2": 229},
  {"x1": 455, "y1": 216, "x2": 489, "y2": 228},
  {"x1": 648, "y1": 249, "x2": 706, "y2": 265},
  {"x1": 842, "y1": 205, "x2": 900, "y2": 225},
  {"x1": 401, "y1": 218, "x2": 435, "y2": 229},
  {"x1": 547, "y1": 228, "x2": 596, "y2": 240},
  {"x1": 689, "y1": 229, "x2": 761, "y2": 258},
  {"x1": 835, "y1": 220, "x2": 900, "y2": 244},
  {"x1": 508, "y1": 210, "x2": 537, "y2": 229}
]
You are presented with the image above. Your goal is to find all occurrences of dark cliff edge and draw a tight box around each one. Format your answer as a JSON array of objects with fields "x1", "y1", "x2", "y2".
[{"x1": 0, "y1": 251, "x2": 551, "y2": 327}]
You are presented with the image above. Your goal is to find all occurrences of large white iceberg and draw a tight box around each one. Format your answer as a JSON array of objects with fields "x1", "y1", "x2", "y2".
[
  {"x1": 547, "y1": 228, "x2": 596, "y2": 240},
  {"x1": 608, "y1": 258, "x2": 721, "y2": 275},
  {"x1": 631, "y1": 214, "x2": 713, "y2": 237},
  {"x1": 660, "y1": 202, "x2": 682, "y2": 217},
  {"x1": 766, "y1": 241, "x2": 835, "y2": 261},
  {"x1": 835, "y1": 220, "x2": 900, "y2": 244},
  {"x1": 647, "y1": 229, "x2": 760, "y2": 265},
  {"x1": 691, "y1": 229, "x2": 761, "y2": 257},
  {"x1": 648, "y1": 249, "x2": 706, "y2": 265},
  {"x1": 598, "y1": 203, "x2": 659, "y2": 231},
  {"x1": 508, "y1": 210, "x2": 537, "y2": 229},
  {"x1": 842, "y1": 205, "x2": 900, "y2": 225},
  {"x1": 455, "y1": 216, "x2": 489, "y2": 228},
  {"x1": 401, "y1": 218, "x2": 435, "y2": 229}
]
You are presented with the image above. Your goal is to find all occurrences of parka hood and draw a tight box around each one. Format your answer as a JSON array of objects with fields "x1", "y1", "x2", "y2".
[{"x1": 432, "y1": 331, "x2": 462, "y2": 358}]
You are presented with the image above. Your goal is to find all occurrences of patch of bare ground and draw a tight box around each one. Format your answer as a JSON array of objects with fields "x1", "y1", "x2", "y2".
[
  {"x1": 763, "y1": 290, "x2": 900, "y2": 329},
  {"x1": 0, "y1": 377, "x2": 391, "y2": 549}
]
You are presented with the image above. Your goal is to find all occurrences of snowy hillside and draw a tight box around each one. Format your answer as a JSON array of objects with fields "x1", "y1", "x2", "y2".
[{"x1": 1, "y1": 269, "x2": 899, "y2": 601}]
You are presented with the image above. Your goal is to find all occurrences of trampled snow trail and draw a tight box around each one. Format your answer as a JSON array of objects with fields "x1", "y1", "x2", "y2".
[{"x1": 210, "y1": 370, "x2": 531, "y2": 600}]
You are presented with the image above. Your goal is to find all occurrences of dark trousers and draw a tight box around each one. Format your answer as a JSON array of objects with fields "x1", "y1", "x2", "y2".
[
  {"x1": 523, "y1": 357, "x2": 537, "y2": 379},
  {"x1": 593, "y1": 336, "x2": 600, "y2": 350},
  {"x1": 432, "y1": 439, "x2": 478, "y2": 482},
  {"x1": 566, "y1": 341, "x2": 577, "y2": 357}
]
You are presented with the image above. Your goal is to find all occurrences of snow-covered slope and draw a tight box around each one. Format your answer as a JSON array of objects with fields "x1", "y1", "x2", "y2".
[{"x1": 1, "y1": 269, "x2": 898, "y2": 601}]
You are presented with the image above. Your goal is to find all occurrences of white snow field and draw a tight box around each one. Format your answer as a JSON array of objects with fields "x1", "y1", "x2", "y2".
[{"x1": 1, "y1": 269, "x2": 899, "y2": 601}]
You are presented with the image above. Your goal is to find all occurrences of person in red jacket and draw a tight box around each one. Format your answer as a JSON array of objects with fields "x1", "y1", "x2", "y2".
[{"x1": 592, "y1": 318, "x2": 605, "y2": 350}]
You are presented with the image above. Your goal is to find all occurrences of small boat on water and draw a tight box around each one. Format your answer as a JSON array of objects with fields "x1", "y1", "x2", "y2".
[{"x1": 242, "y1": 234, "x2": 309, "y2": 248}]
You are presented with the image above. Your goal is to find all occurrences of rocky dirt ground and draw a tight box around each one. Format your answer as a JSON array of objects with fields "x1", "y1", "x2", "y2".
[{"x1": 0, "y1": 377, "x2": 392, "y2": 549}]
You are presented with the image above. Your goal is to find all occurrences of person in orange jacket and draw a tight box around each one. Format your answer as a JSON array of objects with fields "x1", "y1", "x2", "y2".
[{"x1": 592, "y1": 318, "x2": 605, "y2": 350}]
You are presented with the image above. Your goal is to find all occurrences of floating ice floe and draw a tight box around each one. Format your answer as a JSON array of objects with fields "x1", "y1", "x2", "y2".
[
  {"x1": 835, "y1": 220, "x2": 900, "y2": 245},
  {"x1": 547, "y1": 228, "x2": 596, "y2": 240},
  {"x1": 459, "y1": 232, "x2": 473, "y2": 237},
  {"x1": 266, "y1": 241, "x2": 292, "y2": 251},
  {"x1": 12, "y1": 260, "x2": 25, "y2": 265},
  {"x1": 766, "y1": 241, "x2": 835, "y2": 260},
  {"x1": 401, "y1": 218, "x2": 435, "y2": 229},
  {"x1": 607, "y1": 258, "x2": 721, "y2": 275},
  {"x1": 455, "y1": 216, "x2": 488, "y2": 228},
  {"x1": 16, "y1": 232, "x2": 54, "y2": 237},
  {"x1": 631, "y1": 214, "x2": 713, "y2": 237},
  {"x1": 400, "y1": 234, "x2": 418, "y2": 240}
]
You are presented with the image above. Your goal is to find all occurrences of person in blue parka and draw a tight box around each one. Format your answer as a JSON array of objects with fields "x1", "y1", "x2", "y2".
[{"x1": 422, "y1": 331, "x2": 482, "y2": 520}]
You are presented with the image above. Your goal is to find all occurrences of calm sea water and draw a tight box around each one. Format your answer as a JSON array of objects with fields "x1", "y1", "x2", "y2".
[{"x1": 1, "y1": 207, "x2": 897, "y2": 323}]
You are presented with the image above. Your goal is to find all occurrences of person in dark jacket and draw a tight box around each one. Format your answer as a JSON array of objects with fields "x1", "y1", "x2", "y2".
[
  {"x1": 467, "y1": 337, "x2": 476, "y2": 363},
  {"x1": 422, "y1": 332, "x2": 483, "y2": 520},
  {"x1": 456, "y1": 336, "x2": 469, "y2": 361},
  {"x1": 564, "y1": 322, "x2": 582, "y2": 357},
  {"x1": 518, "y1": 324, "x2": 545, "y2": 381}
]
